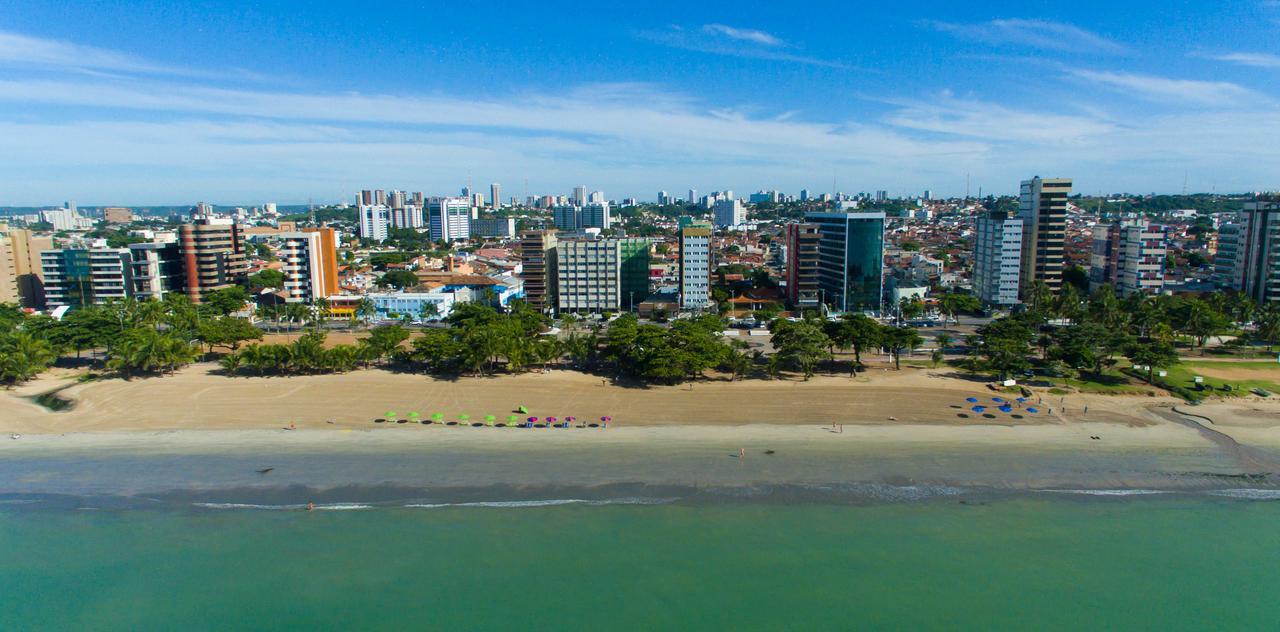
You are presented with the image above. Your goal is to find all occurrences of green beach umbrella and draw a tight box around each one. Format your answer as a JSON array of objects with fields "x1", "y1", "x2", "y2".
[
  {"x1": 432, "y1": 413, "x2": 444, "y2": 421},
  {"x1": 458, "y1": 414, "x2": 471, "y2": 423},
  {"x1": 507, "y1": 414, "x2": 519, "y2": 426},
  {"x1": 485, "y1": 415, "x2": 496, "y2": 426},
  {"x1": 385, "y1": 411, "x2": 397, "y2": 421},
  {"x1": 408, "y1": 412, "x2": 420, "y2": 422},
  {"x1": 518, "y1": 406, "x2": 528, "y2": 414}
]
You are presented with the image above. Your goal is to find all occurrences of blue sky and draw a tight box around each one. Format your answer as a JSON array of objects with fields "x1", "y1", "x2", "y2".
[{"x1": 1, "y1": 0, "x2": 1278, "y2": 205}]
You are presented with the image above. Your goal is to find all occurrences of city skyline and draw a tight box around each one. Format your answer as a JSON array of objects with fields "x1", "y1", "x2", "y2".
[{"x1": 2, "y1": 1, "x2": 1279, "y2": 205}]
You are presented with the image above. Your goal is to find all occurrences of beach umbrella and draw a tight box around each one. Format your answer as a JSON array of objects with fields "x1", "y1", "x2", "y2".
[
  {"x1": 507, "y1": 414, "x2": 519, "y2": 425},
  {"x1": 992, "y1": 397, "x2": 1005, "y2": 403},
  {"x1": 385, "y1": 411, "x2": 397, "y2": 421},
  {"x1": 432, "y1": 413, "x2": 444, "y2": 422},
  {"x1": 970, "y1": 406, "x2": 985, "y2": 413},
  {"x1": 566, "y1": 416, "x2": 576, "y2": 426},
  {"x1": 998, "y1": 405, "x2": 1013, "y2": 413},
  {"x1": 1026, "y1": 407, "x2": 1039, "y2": 414},
  {"x1": 965, "y1": 397, "x2": 979, "y2": 403},
  {"x1": 1016, "y1": 397, "x2": 1026, "y2": 403},
  {"x1": 408, "y1": 412, "x2": 420, "y2": 422},
  {"x1": 458, "y1": 414, "x2": 471, "y2": 425},
  {"x1": 485, "y1": 415, "x2": 496, "y2": 426},
  {"x1": 518, "y1": 406, "x2": 528, "y2": 414},
  {"x1": 527, "y1": 416, "x2": 538, "y2": 427}
]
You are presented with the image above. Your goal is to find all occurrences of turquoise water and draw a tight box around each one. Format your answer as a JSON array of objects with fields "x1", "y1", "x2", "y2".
[{"x1": 3, "y1": 498, "x2": 1279, "y2": 630}]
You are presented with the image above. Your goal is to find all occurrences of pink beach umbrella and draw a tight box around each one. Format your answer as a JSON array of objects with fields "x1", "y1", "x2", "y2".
[
  {"x1": 527, "y1": 416, "x2": 538, "y2": 428},
  {"x1": 600, "y1": 415, "x2": 612, "y2": 428}
]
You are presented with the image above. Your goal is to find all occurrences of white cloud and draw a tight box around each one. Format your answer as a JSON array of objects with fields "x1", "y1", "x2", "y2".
[
  {"x1": 1067, "y1": 69, "x2": 1259, "y2": 104},
  {"x1": 637, "y1": 26, "x2": 850, "y2": 68},
  {"x1": 0, "y1": 30, "x2": 184, "y2": 75},
  {"x1": 1198, "y1": 52, "x2": 1280, "y2": 68},
  {"x1": 925, "y1": 18, "x2": 1127, "y2": 54},
  {"x1": 702, "y1": 24, "x2": 784, "y2": 47}
]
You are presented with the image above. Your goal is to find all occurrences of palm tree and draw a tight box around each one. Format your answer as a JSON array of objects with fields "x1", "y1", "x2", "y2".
[
  {"x1": 356, "y1": 297, "x2": 377, "y2": 329},
  {"x1": 219, "y1": 352, "x2": 243, "y2": 376},
  {"x1": 0, "y1": 331, "x2": 58, "y2": 385}
]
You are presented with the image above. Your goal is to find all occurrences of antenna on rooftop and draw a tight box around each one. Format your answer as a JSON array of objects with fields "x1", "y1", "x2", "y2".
[{"x1": 308, "y1": 197, "x2": 315, "y2": 225}]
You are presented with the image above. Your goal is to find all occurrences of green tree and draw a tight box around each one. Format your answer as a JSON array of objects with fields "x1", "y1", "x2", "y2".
[
  {"x1": 1125, "y1": 340, "x2": 1180, "y2": 384},
  {"x1": 883, "y1": 326, "x2": 924, "y2": 370},
  {"x1": 0, "y1": 330, "x2": 58, "y2": 385},
  {"x1": 770, "y1": 319, "x2": 832, "y2": 379},
  {"x1": 248, "y1": 268, "x2": 285, "y2": 290},
  {"x1": 202, "y1": 286, "x2": 250, "y2": 316},
  {"x1": 376, "y1": 270, "x2": 419, "y2": 290}
]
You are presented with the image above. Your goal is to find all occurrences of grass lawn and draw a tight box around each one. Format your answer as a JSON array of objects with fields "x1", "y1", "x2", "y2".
[
  {"x1": 1162, "y1": 361, "x2": 1280, "y2": 398},
  {"x1": 1053, "y1": 372, "x2": 1156, "y2": 395}
]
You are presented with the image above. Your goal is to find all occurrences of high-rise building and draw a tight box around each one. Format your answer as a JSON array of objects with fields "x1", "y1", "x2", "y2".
[
  {"x1": 553, "y1": 205, "x2": 581, "y2": 232},
  {"x1": 128, "y1": 242, "x2": 185, "y2": 301},
  {"x1": 279, "y1": 232, "x2": 337, "y2": 303},
  {"x1": 358, "y1": 205, "x2": 390, "y2": 241},
  {"x1": 572, "y1": 185, "x2": 587, "y2": 205},
  {"x1": 805, "y1": 212, "x2": 886, "y2": 313},
  {"x1": 302, "y1": 227, "x2": 340, "y2": 297},
  {"x1": 713, "y1": 198, "x2": 745, "y2": 228},
  {"x1": 1214, "y1": 201, "x2": 1280, "y2": 302},
  {"x1": 178, "y1": 216, "x2": 248, "y2": 304},
  {"x1": 679, "y1": 222, "x2": 712, "y2": 310},
  {"x1": 388, "y1": 190, "x2": 407, "y2": 209},
  {"x1": 799, "y1": 189, "x2": 810, "y2": 202},
  {"x1": 1089, "y1": 223, "x2": 1120, "y2": 289},
  {"x1": 1018, "y1": 176, "x2": 1072, "y2": 296},
  {"x1": 580, "y1": 202, "x2": 611, "y2": 230},
  {"x1": 490, "y1": 183, "x2": 501, "y2": 209},
  {"x1": 1115, "y1": 221, "x2": 1166, "y2": 297},
  {"x1": 588, "y1": 191, "x2": 605, "y2": 204},
  {"x1": 41, "y1": 248, "x2": 134, "y2": 308},
  {"x1": 374, "y1": 189, "x2": 387, "y2": 206},
  {"x1": 974, "y1": 211, "x2": 1023, "y2": 306},
  {"x1": 555, "y1": 237, "x2": 650, "y2": 313},
  {"x1": 428, "y1": 197, "x2": 472, "y2": 242},
  {"x1": 40, "y1": 207, "x2": 79, "y2": 231},
  {"x1": 471, "y1": 217, "x2": 517, "y2": 238},
  {"x1": 0, "y1": 236, "x2": 19, "y2": 304},
  {"x1": 519, "y1": 230, "x2": 558, "y2": 313},
  {"x1": 688, "y1": 189, "x2": 698, "y2": 206},
  {"x1": 784, "y1": 223, "x2": 822, "y2": 310},
  {"x1": 0, "y1": 229, "x2": 51, "y2": 308},
  {"x1": 390, "y1": 205, "x2": 423, "y2": 229},
  {"x1": 1214, "y1": 221, "x2": 1245, "y2": 290},
  {"x1": 360, "y1": 190, "x2": 374, "y2": 206}
]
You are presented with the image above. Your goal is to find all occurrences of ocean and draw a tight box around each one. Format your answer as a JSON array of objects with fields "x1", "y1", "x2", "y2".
[{"x1": 3, "y1": 494, "x2": 1279, "y2": 630}]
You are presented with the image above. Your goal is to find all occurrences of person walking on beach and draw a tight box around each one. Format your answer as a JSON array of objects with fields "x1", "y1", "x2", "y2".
[{"x1": 739, "y1": 448, "x2": 746, "y2": 459}]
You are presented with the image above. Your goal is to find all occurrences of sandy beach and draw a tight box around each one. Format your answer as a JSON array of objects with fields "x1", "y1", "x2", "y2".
[
  {"x1": 0, "y1": 362, "x2": 1170, "y2": 433},
  {"x1": 3, "y1": 364, "x2": 1279, "y2": 498}
]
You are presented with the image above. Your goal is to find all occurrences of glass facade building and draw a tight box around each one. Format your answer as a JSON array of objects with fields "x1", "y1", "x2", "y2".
[{"x1": 805, "y1": 212, "x2": 886, "y2": 313}]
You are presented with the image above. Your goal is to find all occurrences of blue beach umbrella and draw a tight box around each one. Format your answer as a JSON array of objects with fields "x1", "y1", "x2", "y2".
[
  {"x1": 1026, "y1": 407, "x2": 1039, "y2": 414},
  {"x1": 965, "y1": 397, "x2": 979, "y2": 403},
  {"x1": 971, "y1": 406, "x2": 985, "y2": 413},
  {"x1": 992, "y1": 397, "x2": 1005, "y2": 403},
  {"x1": 1016, "y1": 397, "x2": 1027, "y2": 403},
  {"x1": 999, "y1": 405, "x2": 1014, "y2": 413}
]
